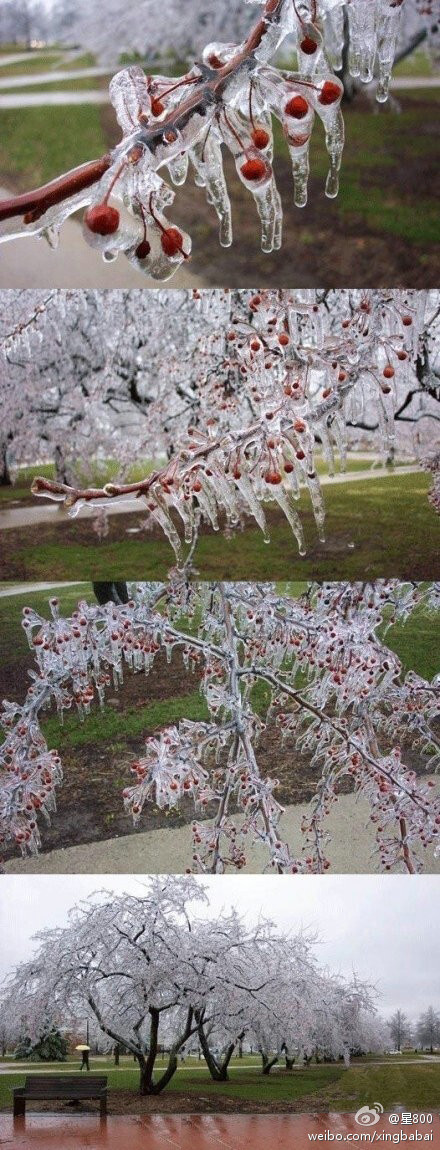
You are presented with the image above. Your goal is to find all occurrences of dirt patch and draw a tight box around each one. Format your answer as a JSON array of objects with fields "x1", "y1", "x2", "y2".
[{"x1": 7, "y1": 1084, "x2": 340, "y2": 1115}]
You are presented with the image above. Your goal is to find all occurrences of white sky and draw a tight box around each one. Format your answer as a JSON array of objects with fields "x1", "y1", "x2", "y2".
[{"x1": 0, "y1": 874, "x2": 439, "y2": 1020}]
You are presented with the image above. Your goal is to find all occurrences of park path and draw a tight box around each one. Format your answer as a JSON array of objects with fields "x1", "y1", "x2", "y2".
[
  {"x1": 0, "y1": 581, "x2": 86, "y2": 597},
  {"x1": 0, "y1": 66, "x2": 111, "y2": 89},
  {"x1": 4, "y1": 784, "x2": 439, "y2": 875},
  {"x1": 0, "y1": 465, "x2": 420, "y2": 532},
  {"x1": 0, "y1": 74, "x2": 438, "y2": 108},
  {"x1": 0, "y1": 1055, "x2": 438, "y2": 1074}
]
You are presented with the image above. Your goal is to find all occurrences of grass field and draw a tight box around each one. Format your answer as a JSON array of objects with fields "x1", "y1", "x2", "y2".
[
  {"x1": 0, "y1": 1057, "x2": 439, "y2": 1112},
  {"x1": 1, "y1": 472, "x2": 438, "y2": 582}
]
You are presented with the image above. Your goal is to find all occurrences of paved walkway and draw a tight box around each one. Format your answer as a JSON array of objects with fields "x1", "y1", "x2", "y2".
[
  {"x1": 0, "y1": 581, "x2": 86, "y2": 598},
  {"x1": 1, "y1": 1114, "x2": 439, "y2": 1149},
  {"x1": 0, "y1": 67, "x2": 111, "y2": 90},
  {"x1": 0, "y1": 90, "x2": 108, "y2": 107},
  {"x1": 0, "y1": 467, "x2": 419, "y2": 532},
  {"x1": 4, "y1": 786, "x2": 439, "y2": 874},
  {"x1": 0, "y1": 74, "x2": 437, "y2": 108}
]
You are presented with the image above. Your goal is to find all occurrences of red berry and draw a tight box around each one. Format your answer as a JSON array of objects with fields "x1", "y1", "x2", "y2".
[
  {"x1": 84, "y1": 204, "x2": 120, "y2": 236},
  {"x1": 285, "y1": 95, "x2": 309, "y2": 119},
  {"x1": 383, "y1": 364, "x2": 395, "y2": 379},
  {"x1": 319, "y1": 81, "x2": 341, "y2": 106},
  {"x1": 300, "y1": 37, "x2": 318, "y2": 54},
  {"x1": 240, "y1": 157, "x2": 267, "y2": 182},
  {"x1": 279, "y1": 333, "x2": 290, "y2": 346},
  {"x1": 136, "y1": 239, "x2": 151, "y2": 259},
  {"x1": 252, "y1": 128, "x2": 270, "y2": 150},
  {"x1": 161, "y1": 227, "x2": 184, "y2": 257},
  {"x1": 151, "y1": 98, "x2": 165, "y2": 116}
]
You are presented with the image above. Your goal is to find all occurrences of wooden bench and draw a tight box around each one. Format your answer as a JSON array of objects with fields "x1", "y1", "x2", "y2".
[{"x1": 13, "y1": 1074, "x2": 108, "y2": 1119}]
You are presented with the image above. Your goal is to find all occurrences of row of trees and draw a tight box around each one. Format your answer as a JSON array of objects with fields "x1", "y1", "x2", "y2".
[
  {"x1": 0, "y1": 877, "x2": 384, "y2": 1094},
  {"x1": 0, "y1": 1, "x2": 47, "y2": 47},
  {"x1": 49, "y1": 0, "x2": 438, "y2": 68},
  {"x1": 1, "y1": 289, "x2": 439, "y2": 561},
  {"x1": 0, "y1": 1, "x2": 437, "y2": 275},
  {"x1": 390, "y1": 1007, "x2": 440, "y2": 1054},
  {"x1": 1, "y1": 579, "x2": 439, "y2": 872}
]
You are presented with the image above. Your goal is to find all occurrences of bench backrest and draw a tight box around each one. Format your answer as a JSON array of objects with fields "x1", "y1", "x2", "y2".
[{"x1": 22, "y1": 1074, "x2": 107, "y2": 1096}]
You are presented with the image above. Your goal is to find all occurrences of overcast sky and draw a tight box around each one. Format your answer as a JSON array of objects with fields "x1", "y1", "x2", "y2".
[{"x1": 1, "y1": 875, "x2": 439, "y2": 1020}]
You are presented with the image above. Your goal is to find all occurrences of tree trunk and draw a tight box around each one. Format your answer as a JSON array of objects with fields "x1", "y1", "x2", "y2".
[
  {"x1": 261, "y1": 1052, "x2": 278, "y2": 1075},
  {"x1": 0, "y1": 438, "x2": 12, "y2": 486},
  {"x1": 285, "y1": 1056, "x2": 295, "y2": 1070},
  {"x1": 114, "y1": 1044, "x2": 120, "y2": 1067},
  {"x1": 93, "y1": 582, "x2": 129, "y2": 606},
  {"x1": 196, "y1": 1017, "x2": 237, "y2": 1082}
]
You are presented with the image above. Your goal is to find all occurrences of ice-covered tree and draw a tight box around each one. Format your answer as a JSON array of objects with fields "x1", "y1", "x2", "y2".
[
  {"x1": 1, "y1": 578, "x2": 439, "y2": 873},
  {"x1": 0, "y1": 0, "x2": 436, "y2": 278},
  {"x1": 1, "y1": 877, "x2": 382, "y2": 1091},
  {"x1": 2, "y1": 288, "x2": 439, "y2": 560},
  {"x1": 416, "y1": 1006, "x2": 440, "y2": 1053},
  {"x1": 389, "y1": 1008, "x2": 413, "y2": 1051}
]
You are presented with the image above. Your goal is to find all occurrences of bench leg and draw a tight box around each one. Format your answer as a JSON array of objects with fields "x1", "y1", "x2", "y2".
[
  {"x1": 13, "y1": 1097, "x2": 26, "y2": 1119},
  {"x1": 100, "y1": 1096, "x2": 107, "y2": 1121}
]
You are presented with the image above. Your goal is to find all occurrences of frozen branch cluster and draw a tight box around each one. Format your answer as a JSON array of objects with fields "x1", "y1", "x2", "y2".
[
  {"x1": 0, "y1": 0, "x2": 425, "y2": 277},
  {"x1": 1, "y1": 877, "x2": 382, "y2": 1092},
  {"x1": 1, "y1": 579, "x2": 439, "y2": 873},
  {"x1": 6, "y1": 288, "x2": 437, "y2": 561}
]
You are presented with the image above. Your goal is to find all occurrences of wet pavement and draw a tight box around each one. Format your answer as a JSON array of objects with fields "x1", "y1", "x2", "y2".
[{"x1": 1, "y1": 1114, "x2": 440, "y2": 1149}]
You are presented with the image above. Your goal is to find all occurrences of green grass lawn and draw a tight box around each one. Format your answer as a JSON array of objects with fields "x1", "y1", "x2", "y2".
[
  {"x1": 0, "y1": 104, "x2": 108, "y2": 190},
  {"x1": 271, "y1": 92, "x2": 440, "y2": 249},
  {"x1": 0, "y1": 1059, "x2": 439, "y2": 1112},
  {"x1": 0, "y1": 1062, "x2": 346, "y2": 1111},
  {"x1": 1, "y1": 471, "x2": 436, "y2": 582},
  {"x1": 331, "y1": 1063, "x2": 440, "y2": 1111}
]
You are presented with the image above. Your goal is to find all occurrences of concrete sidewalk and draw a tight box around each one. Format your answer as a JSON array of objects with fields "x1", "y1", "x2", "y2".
[{"x1": 4, "y1": 787, "x2": 440, "y2": 875}]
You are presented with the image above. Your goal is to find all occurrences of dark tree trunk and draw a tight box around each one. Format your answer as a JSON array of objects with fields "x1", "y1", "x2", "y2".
[
  {"x1": 0, "y1": 438, "x2": 13, "y2": 486},
  {"x1": 197, "y1": 1017, "x2": 239, "y2": 1082},
  {"x1": 261, "y1": 1052, "x2": 278, "y2": 1075},
  {"x1": 285, "y1": 1056, "x2": 295, "y2": 1070},
  {"x1": 93, "y1": 582, "x2": 129, "y2": 606},
  {"x1": 114, "y1": 1044, "x2": 120, "y2": 1066}
]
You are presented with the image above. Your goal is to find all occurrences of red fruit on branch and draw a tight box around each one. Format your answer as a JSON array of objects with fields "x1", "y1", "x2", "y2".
[
  {"x1": 84, "y1": 204, "x2": 120, "y2": 235},
  {"x1": 319, "y1": 81, "x2": 341, "y2": 106},
  {"x1": 240, "y1": 157, "x2": 267, "y2": 181},
  {"x1": 252, "y1": 128, "x2": 270, "y2": 150},
  {"x1": 300, "y1": 36, "x2": 318, "y2": 54},
  {"x1": 161, "y1": 227, "x2": 185, "y2": 257},
  {"x1": 136, "y1": 239, "x2": 151, "y2": 259},
  {"x1": 285, "y1": 95, "x2": 309, "y2": 119},
  {"x1": 383, "y1": 364, "x2": 395, "y2": 379}
]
